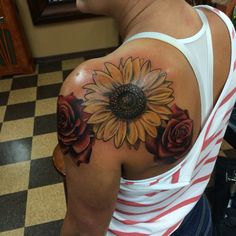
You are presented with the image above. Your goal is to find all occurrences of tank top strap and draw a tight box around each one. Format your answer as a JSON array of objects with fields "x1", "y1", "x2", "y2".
[
  {"x1": 195, "y1": 9, "x2": 214, "y2": 121},
  {"x1": 123, "y1": 9, "x2": 214, "y2": 125}
]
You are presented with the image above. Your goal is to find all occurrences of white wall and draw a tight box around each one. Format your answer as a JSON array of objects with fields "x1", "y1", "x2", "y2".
[{"x1": 15, "y1": 0, "x2": 119, "y2": 58}]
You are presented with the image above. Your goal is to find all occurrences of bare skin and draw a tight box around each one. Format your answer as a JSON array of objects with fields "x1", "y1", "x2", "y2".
[{"x1": 59, "y1": 0, "x2": 231, "y2": 235}]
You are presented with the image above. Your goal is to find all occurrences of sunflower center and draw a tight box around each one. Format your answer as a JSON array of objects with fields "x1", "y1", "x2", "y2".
[{"x1": 109, "y1": 84, "x2": 146, "y2": 120}]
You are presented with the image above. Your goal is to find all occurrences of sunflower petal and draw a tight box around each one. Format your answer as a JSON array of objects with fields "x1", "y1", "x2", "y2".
[
  {"x1": 95, "y1": 71, "x2": 115, "y2": 92},
  {"x1": 142, "y1": 111, "x2": 161, "y2": 126},
  {"x1": 148, "y1": 97, "x2": 174, "y2": 105},
  {"x1": 123, "y1": 58, "x2": 133, "y2": 84},
  {"x1": 134, "y1": 120, "x2": 146, "y2": 142},
  {"x1": 145, "y1": 86, "x2": 173, "y2": 98},
  {"x1": 140, "y1": 58, "x2": 145, "y2": 66},
  {"x1": 142, "y1": 69, "x2": 161, "y2": 90},
  {"x1": 147, "y1": 103, "x2": 172, "y2": 115},
  {"x1": 96, "y1": 121, "x2": 107, "y2": 139},
  {"x1": 105, "y1": 63, "x2": 123, "y2": 85},
  {"x1": 84, "y1": 92, "x2": 109, "y2": 103},
  {"x1": 159, "y1": 114, "x2": 170, "y2": 120},
  {"x1": 147, "y1": 104, "x2": 172, "y2": 120},
  {"x1": 140, "y1": 60, "x2": 151, "y2": 78},
  {"x1": 83, "y1": 84, "x2": 102, "y2": 93},
  {"x1": 148, "y1": 90, "x2": 174, "y2": 101},
  {"x1": 149, "y1": 72, "x2": 167, "y2": 90},
  {"x1": 103, "y1": 116, "x2": 119, "y2": 141},
  {"x1": 88, "y1": 109, "x2": 111, "y2": 124},
  {"x1": 156, "y1": 106, "x2": 173, "y2": 116},
  {"x1": 127, "y1": 122, "x2": 139, "y2": 145},
  {"x1": 162, "y1": 81, "x2": 172, "y2": 88},
  {"x1": 93, "y1": 124, "x2": 100, "y2": 134},
  {"x1": 119, "y1": 58, "x2": 124, "y2": 73},
  {"x1": 83, "y1": 103, "x2": 106, "y2": 114},
  {"x1": 145, "y1": 87, "x2": 173, "y2": 98},
  {"x1": 82, "y1": 99, "x2": 109, "y2": 107},
  {"x1": 132, "y1": 58, "x2": 141, "y2": 82},
  {"x1": 114, "y1": 121, "x2": 127, "y2": 148},
  {"x1": 140, "y1": 119, "x2": 157, "y2": 138}
]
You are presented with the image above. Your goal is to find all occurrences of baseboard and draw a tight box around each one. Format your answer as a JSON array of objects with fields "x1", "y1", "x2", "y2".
[{"x1": 34, "y1": 47, "x2": 118, "y2": 64}]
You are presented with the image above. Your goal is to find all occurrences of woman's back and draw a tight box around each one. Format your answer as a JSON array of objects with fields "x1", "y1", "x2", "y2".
[
  {"x1": 59, "y1": 1, "x2": 236, "y2": 235},
  {"x1": 104, "y1": 5, "x2": 236, "y2": 235},
  {"x1": 90, "y1": 5, "x2": 232, "y2": 180}
]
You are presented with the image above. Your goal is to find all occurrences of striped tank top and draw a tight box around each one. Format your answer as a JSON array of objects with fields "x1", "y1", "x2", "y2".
[{"x1": 107, "y1": 5, "x2": 236, "y2": 236}]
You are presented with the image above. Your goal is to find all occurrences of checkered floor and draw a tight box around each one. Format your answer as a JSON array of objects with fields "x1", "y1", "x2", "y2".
[
  {"x1": 0, "y1": 56, "x2": 235, "y2": 236},
  {"x1": 0, "y1": 57, "x2": 85, "y2": 236}
]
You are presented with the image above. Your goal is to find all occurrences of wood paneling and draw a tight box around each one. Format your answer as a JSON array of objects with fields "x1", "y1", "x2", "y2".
[{"x1": 0, "y1": 0, "x2": 34, "y2": 76}]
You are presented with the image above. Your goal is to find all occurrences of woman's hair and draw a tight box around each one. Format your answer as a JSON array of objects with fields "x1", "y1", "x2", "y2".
[{"x1": 211, "y1": 0, "x2": 232, "y2": 4}]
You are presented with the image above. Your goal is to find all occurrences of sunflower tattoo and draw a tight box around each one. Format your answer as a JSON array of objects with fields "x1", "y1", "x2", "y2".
[
  {"x1": 83, "y1": 57, "x2": 174, "y2": 148},
  {"x1": 57, "y1": 57, "x2": 193, "y2": 165}
]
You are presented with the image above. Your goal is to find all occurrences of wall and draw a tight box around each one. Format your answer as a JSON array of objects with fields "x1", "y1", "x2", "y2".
[{"x1": 15, "y1": 0, "x2": 119, "y2": 58}]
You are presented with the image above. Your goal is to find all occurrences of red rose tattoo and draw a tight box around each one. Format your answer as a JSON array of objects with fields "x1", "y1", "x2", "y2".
[
  {"x1": 57, "y1": 94, "x2": 95, "y2": 165},
  {"x1": 146, "y1": 104, "x2": 193, "y2": 161}
]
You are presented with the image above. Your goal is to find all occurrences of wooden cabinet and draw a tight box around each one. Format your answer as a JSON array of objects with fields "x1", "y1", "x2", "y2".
[{"x1": 0, "y1": 0, "x2": 34, "y2": 76}]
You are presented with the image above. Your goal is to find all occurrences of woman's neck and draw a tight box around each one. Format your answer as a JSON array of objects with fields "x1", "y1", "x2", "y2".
[{"x1": 111, "y1": 0, "x2": 198, "y2": 41}]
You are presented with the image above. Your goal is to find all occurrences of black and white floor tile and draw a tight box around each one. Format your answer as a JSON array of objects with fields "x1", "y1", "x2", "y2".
[{"x1": 0, "y1": 57, "x2": 85, "y2": 235}]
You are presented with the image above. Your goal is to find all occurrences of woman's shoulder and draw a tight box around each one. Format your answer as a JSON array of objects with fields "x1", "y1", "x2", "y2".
[{"x1": 58, "y1": 41, "x2": 201, "y2": 173}]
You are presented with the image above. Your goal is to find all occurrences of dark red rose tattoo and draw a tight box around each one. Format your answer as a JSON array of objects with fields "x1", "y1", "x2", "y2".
[
  {"x1": 146, "y1": 104, "x2": 193, "y2": 161},
  {"x1": 57, "y1": 93, "x2": 95, "y2": 165}
]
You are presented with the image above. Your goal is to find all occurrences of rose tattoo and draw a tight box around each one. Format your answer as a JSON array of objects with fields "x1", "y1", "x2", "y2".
[
  {"x1": 146, "y1": 104, "x2": 193, "y2": 161},
  {"x1": 57, "y1": 93, "x2": 95, "y2": 165}
]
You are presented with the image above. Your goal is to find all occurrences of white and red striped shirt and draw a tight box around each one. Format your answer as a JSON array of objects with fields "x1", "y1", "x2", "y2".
[{"x1": 107, "y1": 6, "x2": 236, "y2": 235}]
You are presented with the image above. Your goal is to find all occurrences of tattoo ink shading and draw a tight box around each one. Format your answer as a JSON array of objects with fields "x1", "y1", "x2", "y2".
[
  {"x1": 83, "y1": 57, "x2": 174, "y2": 148},
  {"x1": 57, "y1": 94, "x2": 95, "y2": 165},
  {"x1": 146, "y1": 104, "x2": 193, "y2": 162},
  {"x1": 57, "y1": 57, "x2": 193, "y2": 165}
]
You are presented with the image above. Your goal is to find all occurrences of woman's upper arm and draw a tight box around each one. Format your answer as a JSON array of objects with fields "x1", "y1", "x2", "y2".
[{"x1": 57, "y1": 64, "x2": 123, "y2": 233}]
